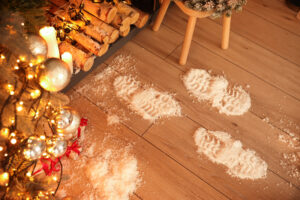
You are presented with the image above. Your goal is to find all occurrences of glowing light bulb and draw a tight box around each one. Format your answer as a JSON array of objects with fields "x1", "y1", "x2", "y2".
[
  {"x1": 16, "y1": 105, "x2": 23, "y2": 112},
  {"x1": 21, "y1": 22, "x2": 25, "y2": 26},
  {"x1": 10, "y1": 138, "x2": 17, "y2": 144},
  {"x1": 30, "y1": 89, "x2": 41, "y2": 99},
  {"x1": 0, "y1": 146, "x2": 3, "y2": 152},
  {"x1": 40, "y1": 135, "x2": 46, "y2": 140},
  {"x1": 0, "y1": 128, "x2": 9, "y2": 138},
  {"x1": 4, "y1": 154, "x2": 7, "y2": 157},
  {"x1": 10, "y1": 132, "x2": 16, "y2": 137},
  {"x1": 52, "y1": 176, "x2": 57, "y2": 181},
  {"x1": 0, "y1": 172, "x2": 9, "y2": 186},
  {"x1": 10, "y1": 117, "x2": 15, "y2": 124},
  {"x1": 19, "y1": 55, "x2": 26, "y2": 62},
  {"x1": 29, "y1": 63, "x2": 33, "y2": 67},
  {"x1": 26, "y1": 172, "x2": 31, "y2": 177},
  {"x1": 16, "y1": 59, "x2": 20, "y2": 63},
  {"x1": 1, "y1": 54, "x2": 5, "y2": 60},
  {"x1": 27, "y1": 73, "x2": 34, "y2": 79},
  {"x1": 14, "y1": 65, "x2": 19, "y2": 70}
]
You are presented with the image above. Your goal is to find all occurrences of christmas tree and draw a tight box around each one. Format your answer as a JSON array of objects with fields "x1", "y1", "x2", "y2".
[{"x1": 0, "y1": 1, "x2": 84, "y2": 199}]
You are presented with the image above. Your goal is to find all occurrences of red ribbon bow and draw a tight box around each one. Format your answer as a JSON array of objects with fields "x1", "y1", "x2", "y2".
[
  {"x1": 65, "y1": 140, "x2": 81, "y2": 158},
  {"x1": 33, "y1": 157, "x2": 60, "y2": 176},
  {"x1": 77, "y1": 118, "x2": 88, "y2": 138}
]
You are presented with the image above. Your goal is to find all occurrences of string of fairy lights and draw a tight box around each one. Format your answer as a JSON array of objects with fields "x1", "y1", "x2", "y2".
[{"x1": 0, "y1": 22, "x2": 82, "y2": 199}]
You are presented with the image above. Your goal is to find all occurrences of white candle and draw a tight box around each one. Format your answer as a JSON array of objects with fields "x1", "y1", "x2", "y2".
[
  {"x1": 39, "y1": 27, "x2": 60, "y2": 58},
  {"x1": 61, "y1": 52, "x2": 73, "y2": 74}
]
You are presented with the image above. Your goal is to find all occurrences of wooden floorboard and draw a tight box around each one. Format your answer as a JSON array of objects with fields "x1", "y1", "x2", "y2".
[
  {"x1": 65, "y1": 2, "x2": 300, "y2": 199},
  {"x1": 73, "y1": 63, "x2": 152, "y2": 135},
  {"x1": 135, "y1": 24, "x2": 300, "y2": 139},
  {"x1": 245, "y1": 0, "x2": 300, "y2": 36},
  {"x1": 144, "y1": 116, "x2": 300, "y2": 200},
  {"x1": 68, "y1": 95, "x2": 228, "y2": 200},
  {"x1": 97, "y1": 41, "x2": 300, "y2": 198},
  {"x1": 213, "y1": 9, "x2": 300, "y2": 65},
  {"x1": 162, "y1": 6, "x2": 300, "y2": 100}
]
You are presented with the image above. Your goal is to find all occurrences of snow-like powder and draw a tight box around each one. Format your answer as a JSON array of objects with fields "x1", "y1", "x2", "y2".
[
  {"x1": 86, "y1": 149, "x2": 141, "y2": 200},
  {"x1": 194, "y1": 128, "x2": 268, "y2": 179},
  {"x1": 114, "y1": 75, "x2": 181, "y2": 122},
  {"x1": 183, "y1": 68, "x2": 251, "y2": 116}
]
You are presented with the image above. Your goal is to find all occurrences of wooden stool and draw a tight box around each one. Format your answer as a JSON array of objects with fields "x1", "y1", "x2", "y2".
[{"x1": 153, "y1": 0, "x2": 231, "y2": 65}]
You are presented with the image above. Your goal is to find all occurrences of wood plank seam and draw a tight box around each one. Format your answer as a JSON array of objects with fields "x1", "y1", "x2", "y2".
[
  {"x1": 141, "y1": 123, "x2": 154, "y2": 136},
  {"x1": 133, "y1": 193, "x2": 143, "y2": 200}
]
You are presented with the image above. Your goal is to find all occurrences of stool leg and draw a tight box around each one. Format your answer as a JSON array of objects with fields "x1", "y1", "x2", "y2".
[
  {"x1": 152, "y1": 0, "x2": 171, "y2": 31},
  {"x1": 179, "y1": 16, "x2": 196, "y2": 65},
  {"x1": 221, "y1": 14, "x2": 231, "y2": 50}
]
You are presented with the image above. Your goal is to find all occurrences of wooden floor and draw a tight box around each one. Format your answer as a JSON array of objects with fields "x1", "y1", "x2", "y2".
[{"x1": 66, "y1": 0, "x2": 300, "y2": 199}]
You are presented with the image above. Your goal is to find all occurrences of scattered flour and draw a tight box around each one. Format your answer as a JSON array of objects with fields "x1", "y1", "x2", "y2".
[
  {"x1": 194, "y1": 128, "x2": 267, "y2": 179},
  {"x1": 114, "y1": 75, "x2": 182, "y2": 122},
  {"x1": 278, "y1": 132, "x2": 300, "y2": 180},
  {"x1": 107, "y1": 114, "x2": 121, "y2": 126},
  {"x1": 183, "y1": 68, "x2": 251, "y2": 116},
  {"x1": 86, "y1": 148, "x2": 141, "y2": 200}
]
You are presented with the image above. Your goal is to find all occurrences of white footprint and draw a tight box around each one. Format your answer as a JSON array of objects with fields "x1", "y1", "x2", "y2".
[
  {"x1": 183, "y1": 68, "x2": 251, "y2": 116},
  {"x1": 113, "y1": 75, "x2": 181, "y2": 122},
  {"x1": 214, "y1": 86, "x2": 251, "y2": 116},
  {"x1": 194, "y1": 128, "x2": 267, "y2": 180}
]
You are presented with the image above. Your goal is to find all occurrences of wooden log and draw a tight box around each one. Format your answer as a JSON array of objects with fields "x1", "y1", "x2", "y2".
[
  {"x1": 69, "y1": 31, "x2": 109, "y2": 56},
  {"x1": 116, "y1": 2, "x2": 140, "y2": 24},
  {"x1": 52, "y1": 7, "x2": 110, "y2": 44},
  {"x1": 120, "y1": 26, "x2": 130, "y2": 37},
  {"x1": 81, "y1": 10, "x2": 120, "y2": 43},
  {"x1": 84, "y1": 24, "x2": 109, "y2": 44},
  {"x1": 50, "y1": 0, "x2": 119, "y2": 43},
  {"x1": 111, "y1": 13, "x2": 131, "y2": 33},
  {"x1": 134, "y1": 8, "x2": 150, "y2": 28},
  {"x1": 69, "y1": 0, "x2": 117, "y2": 24},
  {"x1": 59, "y1": 41, "x2": 95, "y2": 71}
]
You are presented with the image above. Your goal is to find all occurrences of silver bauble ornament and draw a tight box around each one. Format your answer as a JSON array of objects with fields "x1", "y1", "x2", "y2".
[
  {"x1": 23, "y1": 136, "x2": 46, "y2": 160},
  {"x1": 27, "y1": 35, "x2": 47, "y2": 62},
  {"x1": 55, "y1": 107, "x2": 80, "y2": 140},
  {"x1": 48, "y1": 137, "x2": 67, "y2": 157},
  {"x1": 38, "y1": 58, "x2": 71, "y2": 92}
]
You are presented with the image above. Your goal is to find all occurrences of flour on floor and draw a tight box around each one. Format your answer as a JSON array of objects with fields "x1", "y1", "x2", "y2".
[
  {"x1": 194, "y1": 128, "x2": 267, "y2": 179},
  {"x1": 183, "y1": 68, "x2": 251, "y2": 116}
]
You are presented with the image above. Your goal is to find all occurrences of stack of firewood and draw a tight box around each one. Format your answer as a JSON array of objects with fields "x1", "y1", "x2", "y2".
[{"x1": 49, "y1": 0, "x2": 150, "y2": 72}]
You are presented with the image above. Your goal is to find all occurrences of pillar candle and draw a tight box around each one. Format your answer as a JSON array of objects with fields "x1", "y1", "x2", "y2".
[
  {"x1": 61, "y1": 52, "x2": 73, "y2": 74},
  {"x1": 39, "y1": 27, "x2": 60, "y2": 58}
]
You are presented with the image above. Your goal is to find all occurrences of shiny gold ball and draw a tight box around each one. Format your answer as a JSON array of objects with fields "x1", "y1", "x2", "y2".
[
  {"x1": 47, "y1": 137, "x2": 67, "y2": 157},
  {"x1": 38, "y1": 58, "x2": 71, "y2": 92},
  {"x1": 23, "y1": 136, "x2": 46, "y2": 161},
  {"x1": 56, "y1": 107, "x2": 81, "y2": 140}
]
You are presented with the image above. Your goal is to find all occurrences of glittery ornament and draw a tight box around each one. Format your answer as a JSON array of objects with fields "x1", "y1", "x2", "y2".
[
  {"x1": 55, "y1": 107, "x2": 80, "y2": 140},
  {"x1": 47, "y1": 137, "x2": 67, "y2": 157},
  {"x1": 27, "y1": 35, "x2": 47, "y2": 63},
  {"x1": 37, "y1": 58, "x2": 71, "y2": 92},
  {"x1": 23, "y1": 136, "x2": 46, "y2": 160}
]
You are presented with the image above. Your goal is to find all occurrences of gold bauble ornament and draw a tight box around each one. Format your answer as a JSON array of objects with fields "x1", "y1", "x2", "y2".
[
  {"x1": 47, "y1": 137, "x2": 67, "y2": 157},
  {"x1": 55, "y1": 107, "x2": 81, "y2": 140},
  {"x1": 27, "y1": 35, "x2": 48, "y2": 63},
  {"x1": 37, "y1": 58, "x2": 71, "y2": 92},
  {"x1": 23, "y1": 136, "x2": 46, "y2": 161}
]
